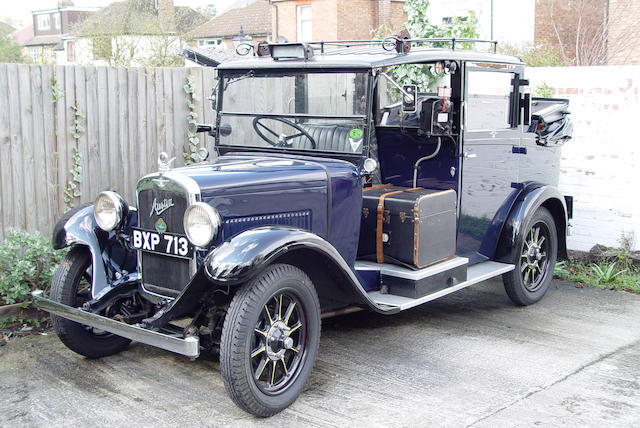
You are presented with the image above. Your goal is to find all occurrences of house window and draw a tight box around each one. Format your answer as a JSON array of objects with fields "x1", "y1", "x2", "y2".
[
  {"x1": 197, "y1": 39, "x2": 223, "y2": 48},
  {"x1": 67, "y1": 41, "x2": 75, "y2": 62},
  {"x1": 297, "y1": 5, "x2": 312, "y2": 42},
  {"x1": 37, "y1": 14, "x2": 51, "y2": 30},
  {"x1": 30, "y1": 49, "x2": 39, "y2": 62},
  {"x1": 44, "y1": 48, "x2": 50, "y2": 60},
  {"x1": 54, "y1": 14, "x2": 61, "y2": 30}
]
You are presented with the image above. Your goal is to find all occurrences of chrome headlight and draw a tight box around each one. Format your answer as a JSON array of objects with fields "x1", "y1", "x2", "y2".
[
  {"x1": 183, "y1": 203, "x2": 221, "y2": 248},
  {"x1": 94, "y1": 191, "x2": 127, "y2": 232}
]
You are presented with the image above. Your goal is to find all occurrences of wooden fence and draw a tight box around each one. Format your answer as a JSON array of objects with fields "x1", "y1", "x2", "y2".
[{"x1": 0, "y1": 63, "x2": 217, "y2": 241}]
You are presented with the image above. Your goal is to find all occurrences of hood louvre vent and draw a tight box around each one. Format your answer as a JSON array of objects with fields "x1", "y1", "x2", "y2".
[{"x1": 223, "y1": 210, "x2": 311, "y2": 238}]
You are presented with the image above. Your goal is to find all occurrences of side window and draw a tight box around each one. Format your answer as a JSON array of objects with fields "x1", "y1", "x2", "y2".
[
  {"x1": 376, "y1": 63, "x2": 450, "y2": 127},
  {"x1": 466, "y1": 70, "x2": 514, "y2": 130}
]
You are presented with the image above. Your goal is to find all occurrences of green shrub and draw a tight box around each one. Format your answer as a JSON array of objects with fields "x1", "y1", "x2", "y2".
[
  {"x1": 533, "y1": 81, "x2": 553, "y2": 98},
  {"x1": 0, "y1": 229, "x2": 67, "y2": 305},
  {"x1": 590, "y1": 261, "x2": 627, "y2": 284}
]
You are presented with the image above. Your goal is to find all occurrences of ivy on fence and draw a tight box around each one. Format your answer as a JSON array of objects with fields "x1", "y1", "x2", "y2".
[
  {"x1": 63, "y1": 104, "x2": 85, "y2": 211},
  {"x1": 184, "y1": 75, "x2": 203, "y2": 165}
]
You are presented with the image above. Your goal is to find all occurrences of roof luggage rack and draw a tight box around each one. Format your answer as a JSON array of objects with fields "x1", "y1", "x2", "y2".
[{"x1": 237, "y1": 30, "x2": 498, "y2": 58}]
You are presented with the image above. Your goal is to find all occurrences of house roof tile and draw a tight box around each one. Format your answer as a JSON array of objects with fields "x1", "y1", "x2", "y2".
[
  {"x1": 23, "y1": 35, "x2": 63, "y2": 47},
  {"x1": 191, "y1": 0, "x2": 271, "y2": 39}
]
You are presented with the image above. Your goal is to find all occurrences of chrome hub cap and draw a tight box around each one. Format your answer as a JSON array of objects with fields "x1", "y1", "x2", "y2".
[{"x1": 266, "y1": 321, "x2": 294, "y2": 360}]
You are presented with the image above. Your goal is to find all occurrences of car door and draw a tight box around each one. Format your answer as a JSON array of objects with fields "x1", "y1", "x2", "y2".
[{"x1": 458, "y1": 62, "x2": 523, "y2": 264}]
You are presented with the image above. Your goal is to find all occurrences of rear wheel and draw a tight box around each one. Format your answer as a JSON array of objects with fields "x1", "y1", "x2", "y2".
[
  {"x1": 220, "y1": 264, "x2": 321, "y2": 417},
  {"x1": 51, "y1": 247, "x2": 131, "y2": 358},
  {"x1": 503, "y1": 207, "x2": 557, "y2": 306}
]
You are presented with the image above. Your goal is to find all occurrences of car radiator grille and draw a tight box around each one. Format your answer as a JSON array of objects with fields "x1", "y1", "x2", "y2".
[{"x1": 137, "y1": 188, "x2": 191, "y2": 297}]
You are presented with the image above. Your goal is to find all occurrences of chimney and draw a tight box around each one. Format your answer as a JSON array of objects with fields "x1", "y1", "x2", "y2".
[
  {"x1": 376, "y1": 0, "x2": 391, "y2": 28},
  {"x1": 58, "y1": 0, "x2": 74, "y2": 7},
  {"x1": 157, "y1": 0, "x2": 175, "y2": 32}
]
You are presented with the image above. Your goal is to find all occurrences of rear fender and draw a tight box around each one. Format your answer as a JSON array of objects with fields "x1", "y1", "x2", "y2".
[
  {"x1": 51, "y1": 205, "x2": 138, "y2": 299},
  {"x1": 494, "y1": 183, "x2": 568, "y2": 262}
]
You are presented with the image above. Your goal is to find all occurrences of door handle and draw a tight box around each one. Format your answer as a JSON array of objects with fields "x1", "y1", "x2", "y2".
[{"x1": 463, "y1": 152, "x2": 477, "y2": 159}]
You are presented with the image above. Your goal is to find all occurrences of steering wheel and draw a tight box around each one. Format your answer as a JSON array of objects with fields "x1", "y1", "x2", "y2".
[{"x1": 252, "y1": 116, "x2": 317, "y2": 149}]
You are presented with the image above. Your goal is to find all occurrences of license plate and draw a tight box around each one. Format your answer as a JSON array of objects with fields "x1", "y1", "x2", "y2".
[{"x1": 132, "y1": 229, "x2": 193, "y2": 259}]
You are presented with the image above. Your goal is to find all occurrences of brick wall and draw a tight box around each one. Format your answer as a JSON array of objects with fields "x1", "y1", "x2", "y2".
[
  {"x1": 274, "y1": 1, "x2": 299, "y2": 42},
  {"x1": 313, "y1": 0, "x2": 338, "y2": 41},
  {"x1": 337, "y1": 0, "x2": 376, "y2": 40},
  {"x1": 534, "y1": 0, "x2": 607, "y2": 65},
  {"x1": 527, "y1": 66, "x2": 640, "y2": 251},
  {"x1": 607, "y1": 0, "x2": 640, "y2": 65},
  {"x1": 274, "y1": 0, "x2": 406, "y2": 42},
  {"x1": 535, "y1": 0, "x2": 640, "y2": 65}
]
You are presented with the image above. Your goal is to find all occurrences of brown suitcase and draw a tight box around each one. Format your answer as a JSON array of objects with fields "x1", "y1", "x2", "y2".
[{"x1": 358, "y1": 185, "x2": 457, "y2": 268}]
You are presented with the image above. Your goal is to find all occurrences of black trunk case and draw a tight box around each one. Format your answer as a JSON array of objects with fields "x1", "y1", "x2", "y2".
[{"x1": 358, "y1": 186, "x2": 457, "y2": 268}]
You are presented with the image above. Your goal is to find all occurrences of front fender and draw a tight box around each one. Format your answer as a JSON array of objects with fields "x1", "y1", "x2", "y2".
[
  {"x1": 51, "y1": 205, "x2": 138, "y2": 299},
  {"x1": 203, "y1": 226, "x2": 395, "y2": 314},
  {"x1": 494, "y1": 183, "x2": 568, "y2": 261}
]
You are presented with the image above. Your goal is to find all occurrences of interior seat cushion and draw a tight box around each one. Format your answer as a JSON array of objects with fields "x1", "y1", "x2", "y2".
[{"x1": 289, "y1": 124, "x2": 354, "y2": 152}]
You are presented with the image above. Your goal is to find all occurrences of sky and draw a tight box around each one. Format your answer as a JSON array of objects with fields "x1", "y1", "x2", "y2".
[{"x1": 0, "y1": 0, "x2": 243, "y2": 27}]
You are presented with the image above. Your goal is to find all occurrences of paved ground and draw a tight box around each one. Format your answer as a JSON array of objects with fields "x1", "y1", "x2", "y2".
[{"x1": 1, "y1": 278, "x2": 640, "y2": 427}]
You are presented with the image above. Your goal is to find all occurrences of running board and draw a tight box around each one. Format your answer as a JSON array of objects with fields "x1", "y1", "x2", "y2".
[
  {"x1": 31, "y1": 291, "x2": 199, "y2": 357},
  {"x1": 367, "y1": 261, "x2": 514, "y2": 311}
]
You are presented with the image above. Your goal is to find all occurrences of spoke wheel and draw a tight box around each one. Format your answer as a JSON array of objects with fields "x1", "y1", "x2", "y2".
[
  {"x1": 251, "y1": 291, "x2": 306, "y2": 394},
  {"x1": 519, "y1": 222, "x2": 550, "y2": 292},
  {"x1": 51, "y1": 247, "x2": 131, "y2": 358},
  {"x1": 503, "y1": 207, "x2": 558, "y2": 306},
  {"x1": 220, "y1": 264, "x2": 321, "y2": 417}
]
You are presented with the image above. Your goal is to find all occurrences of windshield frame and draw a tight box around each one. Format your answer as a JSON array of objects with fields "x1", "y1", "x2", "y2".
[{"x1": 215, "y1": 68, "x2": 374, "y2": 159}]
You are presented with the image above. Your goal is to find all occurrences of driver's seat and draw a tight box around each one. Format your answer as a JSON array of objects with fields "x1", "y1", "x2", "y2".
[{"x1": 289, "y1": 124, "x2": 355, "y2": 152}]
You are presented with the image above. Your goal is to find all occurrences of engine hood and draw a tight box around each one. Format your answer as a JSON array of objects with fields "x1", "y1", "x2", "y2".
[
  {"x1": 171, "y1": 152, "x2": 363, "y2": 266},
  {"x1": 173, "y1": 154, "x2": 329, "y2": 198}
]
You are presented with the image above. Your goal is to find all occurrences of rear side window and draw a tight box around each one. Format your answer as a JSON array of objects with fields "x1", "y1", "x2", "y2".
[{"x1": 466, "y1": 70, "x2": 514, "y2": 130}]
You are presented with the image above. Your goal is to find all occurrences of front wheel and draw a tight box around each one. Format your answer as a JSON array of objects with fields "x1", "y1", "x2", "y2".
[
  {"x1": 503, "y1": 207, "x2": 558, "y2": 306},
  {"x1": 220, "y1": 264, "x2": 321, "y2": 417},
  {"x1": 51, "y1": 247, "x2": 131, "y2": 358}
]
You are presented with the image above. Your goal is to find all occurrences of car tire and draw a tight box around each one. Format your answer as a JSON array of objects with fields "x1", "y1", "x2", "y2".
[
  {"x1": 503, "y1": 207, "x2": 558, "y2": 306},
  {"x1": 51, "y1": 247, "x2": 131, "y2": 358},
  {"x1": 220, "y1": 263, "x2": 321, "y2": 417}
]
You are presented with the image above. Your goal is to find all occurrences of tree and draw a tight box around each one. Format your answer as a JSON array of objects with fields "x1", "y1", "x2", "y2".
[
  {"x1": 403, "y1": 0, "x2": 479, "y2": 41},
  {"x1": 537, "y1": 0, "x2": 636, "y2": 66},
  {"x1": 498, "y1": 43, "x2": 564, "y2": 67},
  {"x1": 0, "y1": 28, "x2": 24, "y2": 63},
  {"x1": 373, "y1": 0, "x2": 479, "y2": 89},
  {"x1": 73, "y1": 0, "x2": 207, "y2": 67},
  {"x1": 195, "y1": 4, "x2": 217, "y2": 20}
]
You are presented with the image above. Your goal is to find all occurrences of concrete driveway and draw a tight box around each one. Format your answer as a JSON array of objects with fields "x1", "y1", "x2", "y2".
[{"x1": 1, "y1": 279, "x2": 639, "y2": 427}]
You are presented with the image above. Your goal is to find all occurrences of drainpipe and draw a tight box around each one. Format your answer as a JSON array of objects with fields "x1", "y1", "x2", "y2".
[
  {"x1": 604, "y1": 0, "x2": 609, "y2": 64},
  {"x1": 269, "y1": 0, "x2": 278, "y2": 42},
  {"x1": 490, "y1": 0, "x2": 494, "y2": 40}
]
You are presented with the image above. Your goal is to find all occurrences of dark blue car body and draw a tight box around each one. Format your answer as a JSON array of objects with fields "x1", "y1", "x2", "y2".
[{"x1": 41, "y1": 38, "x2": 573, "y2": 417}]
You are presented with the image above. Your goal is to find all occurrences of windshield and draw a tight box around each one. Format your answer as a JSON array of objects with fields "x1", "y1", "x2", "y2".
[{"x1": 218, "y1": 71, "x2": 369, "y2": 154}]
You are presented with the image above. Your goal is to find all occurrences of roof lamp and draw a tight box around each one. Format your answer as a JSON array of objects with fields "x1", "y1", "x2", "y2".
[{"x1": 269, "y1": 43, "x2": 314, "y2": 61}]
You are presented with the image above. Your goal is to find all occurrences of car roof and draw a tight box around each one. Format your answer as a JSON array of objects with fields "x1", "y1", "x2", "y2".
[{"x1": 216, "y1": 46, "x2": 524, "y2": 71}]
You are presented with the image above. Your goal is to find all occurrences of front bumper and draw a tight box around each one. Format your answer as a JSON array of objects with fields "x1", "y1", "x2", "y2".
[{"x1": 31, "y1": 291, "x2": 199, "y2": 358}]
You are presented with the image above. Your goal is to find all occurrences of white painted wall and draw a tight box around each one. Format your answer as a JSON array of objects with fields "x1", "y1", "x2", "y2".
[
  {"x1": 527, "y1": 66, "x2": 640, "y2": 251},
  {"x1": 427, "y1": 0, "x2": 535, "y2": 47}
]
